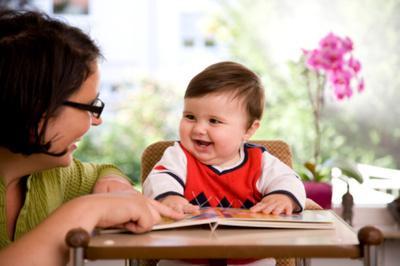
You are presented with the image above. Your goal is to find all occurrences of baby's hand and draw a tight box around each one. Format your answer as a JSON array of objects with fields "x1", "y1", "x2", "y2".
[
  {"x1": 250, "y1": 194, "x2": 295, "y2": 215},
  {"x1": 93, "y1": 175, "x2": 138, "y2": 194},
  {"x1": 160, "y1": 195, "x2": 199, "y2": 214}
]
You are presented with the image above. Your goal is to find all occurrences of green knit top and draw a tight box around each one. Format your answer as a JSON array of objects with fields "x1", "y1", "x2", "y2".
[{"x1": 0, "y1": 158, "x2": 130, "y2": 249}]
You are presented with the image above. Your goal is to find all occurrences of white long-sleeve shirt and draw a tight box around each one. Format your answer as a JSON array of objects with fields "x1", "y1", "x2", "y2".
[{"x1": 143, "y1": 142, "x2": 306, "y2": 211}]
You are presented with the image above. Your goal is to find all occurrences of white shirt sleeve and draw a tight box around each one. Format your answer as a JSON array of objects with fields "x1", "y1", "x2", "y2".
[
  {"x1": 256, "y1": 151, "x2": 306, "y2": 212},
  {"x1": 142, "y1": 142, "x2": 187, "y2": 200}
]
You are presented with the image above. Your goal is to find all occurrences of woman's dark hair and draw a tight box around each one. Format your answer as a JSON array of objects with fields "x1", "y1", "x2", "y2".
[
  {"x1": 185, "y1": 61, "x2": 265, "y2": 128},
  {"x1": 0, "y1": 9, "x2": 101, "y2": 155}
]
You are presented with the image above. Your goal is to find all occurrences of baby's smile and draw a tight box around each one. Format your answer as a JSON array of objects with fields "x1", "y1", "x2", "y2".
[{"x1": 194, "y1": 139, "x2": 212, "y2": 147}]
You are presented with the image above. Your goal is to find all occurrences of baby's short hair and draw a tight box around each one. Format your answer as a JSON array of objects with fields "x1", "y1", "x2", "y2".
[{"x1": 185, "y1": 61, "x2": 265, "y2": 128}]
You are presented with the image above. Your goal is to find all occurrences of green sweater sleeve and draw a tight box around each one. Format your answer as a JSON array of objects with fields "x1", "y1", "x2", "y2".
[
  {"x1": 0, "y1": 158, "x2": 130, "y2": 248},
  {"x1": 55, "y1": 158, "x2": 131, "y2": 201}
]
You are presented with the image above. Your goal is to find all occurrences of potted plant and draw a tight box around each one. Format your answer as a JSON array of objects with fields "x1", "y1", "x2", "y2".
[
  {"x1": 298, "y1": 32, "x2": 365, "y2": 209},
  {"x1": 300, "y1": 158, "x2": 363, "y2": 209}
]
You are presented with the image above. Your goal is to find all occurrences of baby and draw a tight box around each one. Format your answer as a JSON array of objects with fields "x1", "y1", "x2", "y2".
[{"x1": 143, "y1": 61, "x2": 306, "y2": 266}]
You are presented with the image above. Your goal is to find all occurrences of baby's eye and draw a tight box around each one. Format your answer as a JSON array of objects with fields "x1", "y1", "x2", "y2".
[
  {"x1": 184, "y1": 114, "x2": 195, "y2": 120},
  {"x1": 209, "y1": 118, "x2": 221, "y2": 124}
]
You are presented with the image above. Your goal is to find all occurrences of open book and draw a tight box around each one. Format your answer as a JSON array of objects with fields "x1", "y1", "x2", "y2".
[
  {"x1": 102, "y1": 207, "x2": 334, "y2": 234},
  {"x1": 153, "y1": 207, "x2": 334, "y2": 231}
]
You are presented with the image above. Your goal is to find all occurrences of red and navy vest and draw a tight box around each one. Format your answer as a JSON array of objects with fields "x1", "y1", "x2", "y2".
[{"x1": 182, "y1": 143, "x2": 265, "y2": 209}]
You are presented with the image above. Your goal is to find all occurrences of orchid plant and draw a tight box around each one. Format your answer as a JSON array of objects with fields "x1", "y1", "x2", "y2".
[{"x1": 300, "y1": 32, "x2": 364, "y2": 183}]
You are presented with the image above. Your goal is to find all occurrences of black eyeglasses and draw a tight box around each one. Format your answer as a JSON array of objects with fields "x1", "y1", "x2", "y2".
[{"x1": 63, "y1": 98, "x2": 105, "y2": 118}]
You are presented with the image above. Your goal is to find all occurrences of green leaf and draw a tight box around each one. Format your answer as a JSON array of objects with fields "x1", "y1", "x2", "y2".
[{"x1": 299, "y1": 172, "x2": 313, "y2": 181}]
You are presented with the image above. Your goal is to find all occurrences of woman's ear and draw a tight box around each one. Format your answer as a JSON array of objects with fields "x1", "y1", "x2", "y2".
[{"x1": 243, "y1": 120, "x2": 260, "y2": 141}]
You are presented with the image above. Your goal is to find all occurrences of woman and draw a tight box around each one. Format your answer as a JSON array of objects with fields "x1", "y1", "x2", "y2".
[{"x1": 0, "y1": 9, "x2": 182, "y2": 265}]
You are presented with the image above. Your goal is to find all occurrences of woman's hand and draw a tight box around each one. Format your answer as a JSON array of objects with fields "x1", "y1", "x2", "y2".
[
  {"x1": 0, "y1": 192, "x2": 184, "y2": 266},
  {"x1": 92, "y1": 175, "x2": 137, "y2": 193},
  {"x1": 93, "y1": 192, "x2": 185, "y2": 233},
  {"x1": 160, "y1": 195, "x2": 199, "y2": 214}
]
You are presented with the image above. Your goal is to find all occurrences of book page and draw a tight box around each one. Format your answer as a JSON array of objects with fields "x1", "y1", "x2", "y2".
[
  {"x1": 215, "y1": 208, "x2": 333, "y2": 223},
  {"x1": 100, "y1": 207, "x2": 334, "y2": 234},
  {"x1": 153, "y1": 208, "x2": 219, "y2": 230},
  {"x1": 155, "y1": 207, "x2": 334, "y2": 230}
]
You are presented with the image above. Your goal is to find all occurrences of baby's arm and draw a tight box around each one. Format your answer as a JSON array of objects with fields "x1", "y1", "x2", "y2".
[
  {"x1": 252, "y1": 151, "x2": 306, "y2": 215},
  {"x1": 143, "y1": 142, "x2": 198, "y2": 214}
]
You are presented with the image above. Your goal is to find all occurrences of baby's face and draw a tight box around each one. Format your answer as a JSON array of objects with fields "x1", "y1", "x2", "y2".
[{"x1": 179, "y1": 93, "x2": 255, "y2": 168}]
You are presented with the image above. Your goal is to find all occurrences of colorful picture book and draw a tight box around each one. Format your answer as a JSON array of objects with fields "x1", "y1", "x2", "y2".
[
  {"x1": 102, "y1": 207, "x2": 334, "y2": 234},
  {"x1": 152, "y1": 207, "x2": 334, "y2": 231}
]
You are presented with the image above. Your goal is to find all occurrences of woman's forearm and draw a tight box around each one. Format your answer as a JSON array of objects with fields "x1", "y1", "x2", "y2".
[
  {"x1": 0, "y1": 195, "x2": 100, "y2": 265},
  {"x1": 0, "y1": 192, "x2": 183, "y2": 266}
]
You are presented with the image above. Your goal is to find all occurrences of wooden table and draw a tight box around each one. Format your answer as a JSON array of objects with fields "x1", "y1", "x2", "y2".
[{"x1": 66, "y1": 211, "x2": 383, "y2": 266}]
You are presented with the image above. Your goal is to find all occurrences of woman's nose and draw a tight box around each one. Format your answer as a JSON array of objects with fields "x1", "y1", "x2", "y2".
[{"x1": 91, "y1": 116, "x2": 103, "y2": 126}]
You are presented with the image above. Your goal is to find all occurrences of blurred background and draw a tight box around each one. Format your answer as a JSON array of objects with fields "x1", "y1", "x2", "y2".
[{"x1": 2, "y1": 0, "x2": 400, "y2": 203}]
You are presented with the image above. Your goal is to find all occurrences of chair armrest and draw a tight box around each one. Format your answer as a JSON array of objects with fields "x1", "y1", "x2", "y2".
[{"x1": 65, "y1": 228, "x2": 91, "y2": 266}]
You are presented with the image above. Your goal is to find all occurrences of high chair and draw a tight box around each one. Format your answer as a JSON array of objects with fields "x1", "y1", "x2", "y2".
[{"x1": 140, "y1": 140, "x2": 323, "y2": 266}]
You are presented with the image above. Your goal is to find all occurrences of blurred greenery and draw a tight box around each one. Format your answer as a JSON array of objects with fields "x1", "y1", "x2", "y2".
[
  {"x1": 75, "y1": 80, "x2": 181, "y2": 183},
  {"x1": 212, "y1": 0, "x2": 400, "y2": 173},
  {"x1": 75, "y1": 0, "x2": 399, "y2": 184}
]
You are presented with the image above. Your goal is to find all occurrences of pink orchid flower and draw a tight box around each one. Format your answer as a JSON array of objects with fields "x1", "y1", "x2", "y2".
[{"x1": 303, "y1": 33, "x2": 364, "y2": 100}]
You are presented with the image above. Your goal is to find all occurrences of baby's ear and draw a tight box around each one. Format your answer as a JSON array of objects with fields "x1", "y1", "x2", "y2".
[{"x1": 243, "y1": 120, "x2": 260, "y2": 141}]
